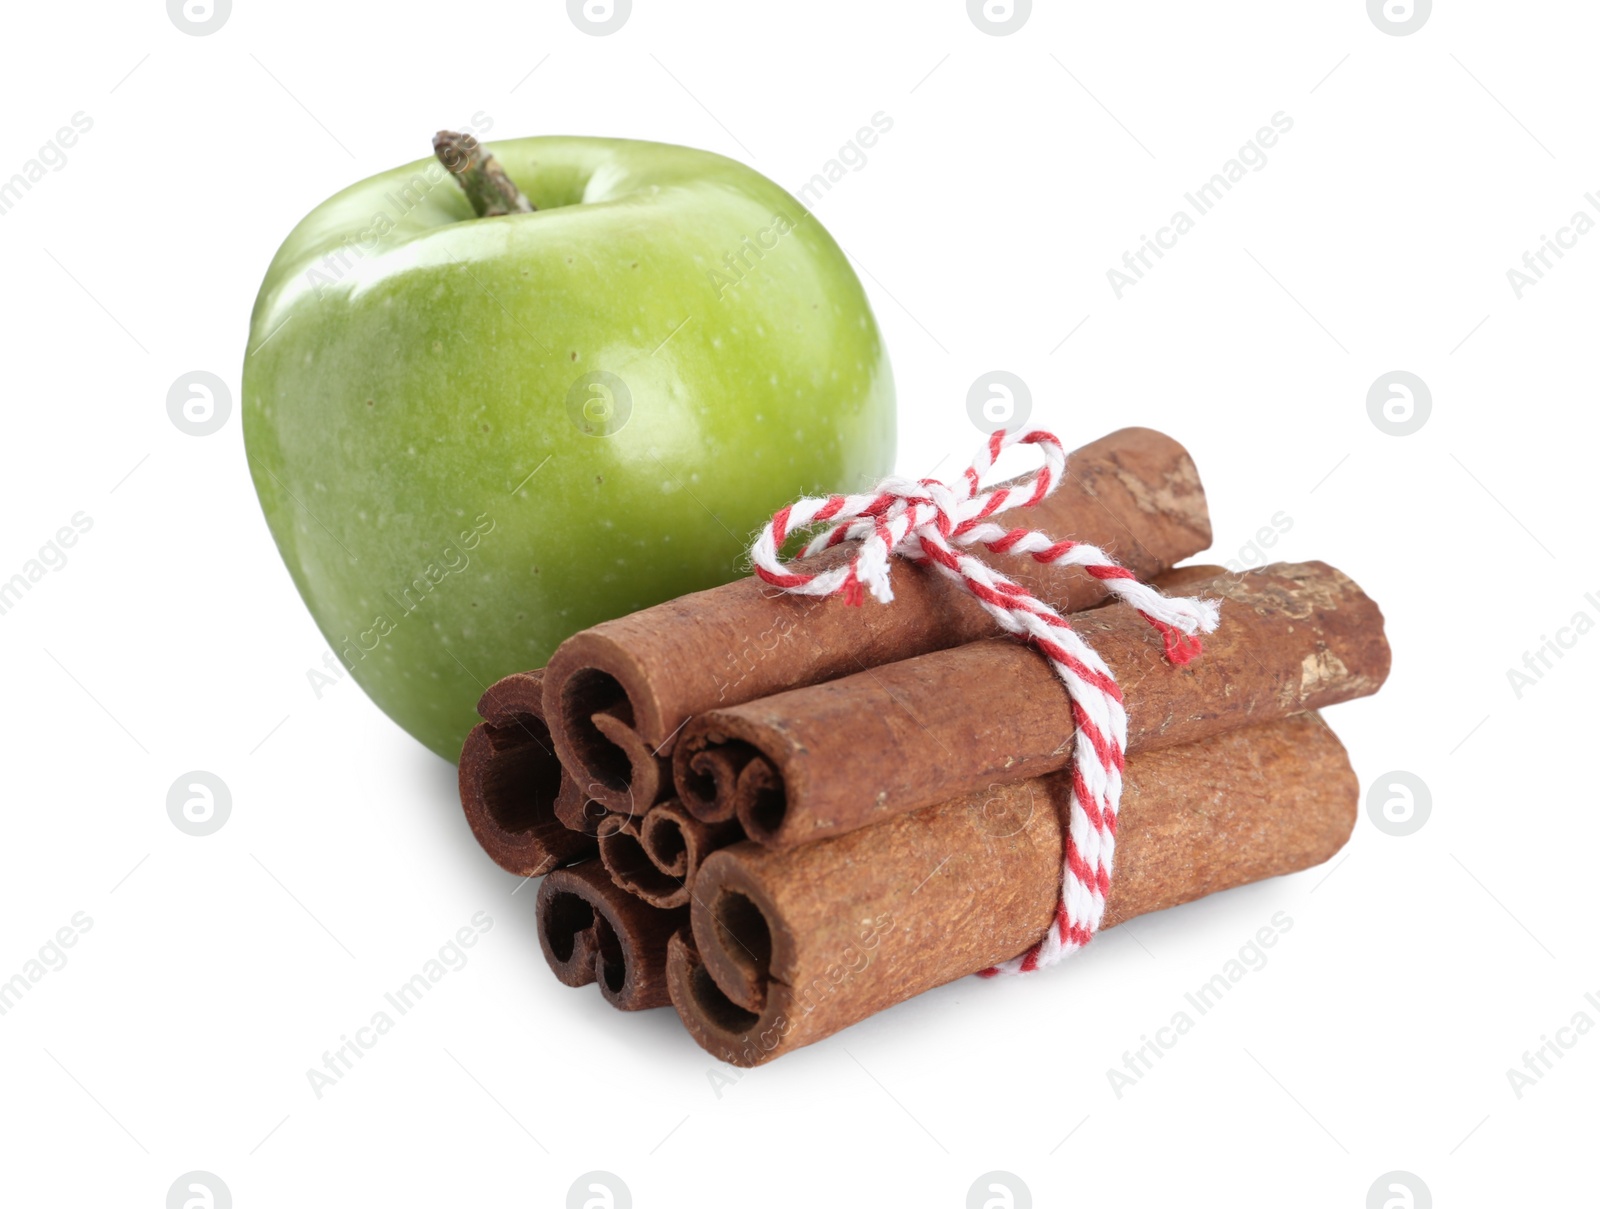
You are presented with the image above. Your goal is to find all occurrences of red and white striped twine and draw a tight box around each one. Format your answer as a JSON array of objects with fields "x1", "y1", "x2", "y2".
[{"x1": 749, "y1": 427, "x2": 1221, "y2": 973}]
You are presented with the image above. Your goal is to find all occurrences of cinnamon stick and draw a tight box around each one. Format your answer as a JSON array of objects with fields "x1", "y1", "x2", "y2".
[
  {"x1": 458, "y1": 671, "x2": 596, "y2": 876},
  {"x1": 459, "y1": 563, "x2": 1226, "y2": 883},
  {"x1": 674, "y1": 561, "x2": 1389, "y2": 846},
  {"x1": 535, "y1": 861, "x2": 688, "y2": 1010},
  {"x1": 542, "y1": 427, "x2": 1212, "y2": 814},
  {"x1": 669, "y1": 712, "x2": 1356, "y2": 1065},
  {"x1": 596, "y1": 802, "x2": 740, "y2": 909},
  {"x1": 592, "y1": 564, "x2": 1237, "y2": 905}
]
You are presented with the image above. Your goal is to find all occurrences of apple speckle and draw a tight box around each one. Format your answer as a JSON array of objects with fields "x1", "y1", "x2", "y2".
[
  {"x1": 431, "y1": 340, "x2": 443, "y2": 353},
  {"x1": 570, "y1": 351, "x2": 578, "y2": 361},
  {"x1": 366, "y1": 399, "x2": 374, "y2": 408}
]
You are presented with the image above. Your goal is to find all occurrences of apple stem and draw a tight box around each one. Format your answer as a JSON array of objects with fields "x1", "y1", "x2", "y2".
[{"x1": 433, "y1": 131, "x2": 535, "y2": 217}]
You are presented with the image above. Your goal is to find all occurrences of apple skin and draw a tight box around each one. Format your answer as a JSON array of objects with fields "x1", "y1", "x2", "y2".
[{"x1": 243, "y1": 136, "x2": 895, "y2": 760}]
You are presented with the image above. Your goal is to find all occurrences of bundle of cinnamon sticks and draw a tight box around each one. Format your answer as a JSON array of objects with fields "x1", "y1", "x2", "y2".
[{"x1": 458, "y1": 428, "x2": 1390, "y2": 1065}]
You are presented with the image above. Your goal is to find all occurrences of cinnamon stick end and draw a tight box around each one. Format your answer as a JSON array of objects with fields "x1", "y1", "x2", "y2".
[
  {"x1": 536, "y1": 863, "x2": 688, "y2": 1011},
  {"x1": 459, "y1": 670, "x2": 595, "y2": 876}
]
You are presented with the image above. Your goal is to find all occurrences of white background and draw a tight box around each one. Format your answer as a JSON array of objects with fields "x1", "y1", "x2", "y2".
[{"x1": 1, "y1": 1, "x2": 1594, "y2": 1205}]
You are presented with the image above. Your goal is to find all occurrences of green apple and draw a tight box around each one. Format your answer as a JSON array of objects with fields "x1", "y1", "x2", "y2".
[{"x1": 243, "y1": 133, "x2": 895, "y2": 760}]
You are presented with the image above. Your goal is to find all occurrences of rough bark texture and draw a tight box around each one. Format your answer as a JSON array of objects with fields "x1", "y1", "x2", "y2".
[
  {"x1": 669, "y1": 712, "x2": 1356, "y2": 1065},
  {"x1": 542, "y1": 427, "x2": 1213, "y2": 813},
  {"x1": 676, "y1": 561, "x2": 1389, "y2": 847},
  {"x1": 458, "y1": 670, "x2": 595, "y2": 876},
  {"x1": 536, "y1": 861, "x2": 688, "y2": 1011}
]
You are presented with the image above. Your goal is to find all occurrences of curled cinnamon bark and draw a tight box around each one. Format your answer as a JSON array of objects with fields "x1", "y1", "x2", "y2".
[
  {"x1": 669, "y1": 713, "x2": 1357, "y2": 1065},
  {"x1": 676, "y1": 742, "x2": 758, "y2": 822},
  {"x1": 458, "y1": 671, "x2": 595, "y2": 876},
  {"x1": 597, "y1": 802, "x2": 742, "y2": 908},
  {"x1": 536, "y1": 861, "x2": 688, "y2": 1010},
  {"x1": 542, "y1": 427, "x2": 1213, "y2": 813},
  {"x1": 675, "y1": 561, "x2": 1389, "y2": 847}
]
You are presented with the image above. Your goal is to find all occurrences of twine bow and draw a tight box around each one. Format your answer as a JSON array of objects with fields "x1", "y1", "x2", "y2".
[{"x1": 749, "y1": 427, "x2": 1220, "y2": 972}]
